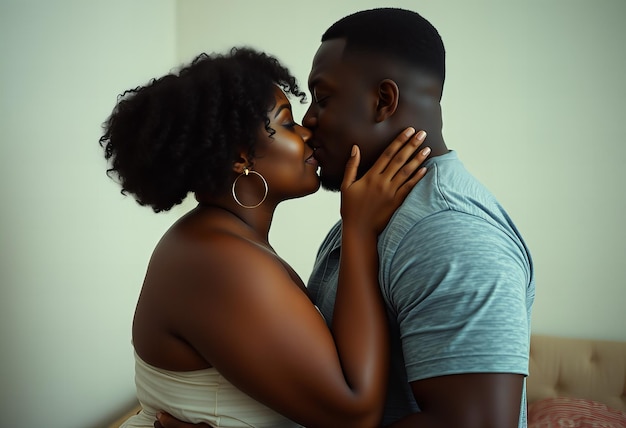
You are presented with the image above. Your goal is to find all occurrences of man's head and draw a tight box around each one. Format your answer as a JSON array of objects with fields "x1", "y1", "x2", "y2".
[{"x1": 303, "y1": 8, "x2": 446, "y2": 191}]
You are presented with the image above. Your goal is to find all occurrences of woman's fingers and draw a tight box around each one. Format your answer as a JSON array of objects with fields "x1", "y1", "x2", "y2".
[
  {"x1": 340, "y1": 145, "x2": 361, "y2": 192},
  {"x1": 368, "y1": 127, "x2": 427, "y2": 176},
  {"x1": 389, "y1": 145, "x2": 431, "y2": 188},
  {"x1": 339, "y1": 127, "x2": 429, "y2": 235},
  {"x1": 378, "y1": 130, "x2": 427, "y2": 179},
  {"x1": 368, "y1": 127, "x2": 417, "y2": 175},
  {"x1": 393, "y1": 159, "x2": 428, "y2": 201}
]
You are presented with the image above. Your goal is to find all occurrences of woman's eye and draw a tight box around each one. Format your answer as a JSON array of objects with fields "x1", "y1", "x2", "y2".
[{"x1": 283, "y1": 121, "x2": 297, "y2": 129}]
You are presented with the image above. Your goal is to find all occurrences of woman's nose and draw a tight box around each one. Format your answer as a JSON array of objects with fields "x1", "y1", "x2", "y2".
[{"x1": 299, "y1": 125, "x2": 313, "y2": 142}]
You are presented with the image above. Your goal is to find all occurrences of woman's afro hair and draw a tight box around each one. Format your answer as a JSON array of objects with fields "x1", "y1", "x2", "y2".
[{"x1": 99, "y1": 47, "x2": 306, "y2": 212}]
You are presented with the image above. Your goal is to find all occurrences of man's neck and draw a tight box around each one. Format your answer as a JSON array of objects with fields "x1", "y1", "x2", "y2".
[{"x1": 420, "y1": 131, "x2": 448, "y2": 158}]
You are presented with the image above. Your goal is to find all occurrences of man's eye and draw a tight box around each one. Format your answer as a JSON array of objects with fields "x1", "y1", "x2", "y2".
[{"x1": 315, "y1": 96, "x2": 330, "y2": 107}]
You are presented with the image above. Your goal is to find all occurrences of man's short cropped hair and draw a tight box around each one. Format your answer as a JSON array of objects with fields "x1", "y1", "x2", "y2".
[{"x1": 322, "y1": 8, "x2": 446, "y2": 84}]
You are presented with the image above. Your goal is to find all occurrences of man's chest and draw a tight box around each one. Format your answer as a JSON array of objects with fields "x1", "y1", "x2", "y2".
[{"x1": 307, "y1": 247, "x2": 340, "y2": 324}]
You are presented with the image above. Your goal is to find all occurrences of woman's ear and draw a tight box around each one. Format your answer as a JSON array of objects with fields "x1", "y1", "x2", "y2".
[
  {"x1": 374, "y1": 79, "x2": 400, "y2": 122},
  {"x1": 232, "y1": 151, "x2": 251, "y2": 174}
]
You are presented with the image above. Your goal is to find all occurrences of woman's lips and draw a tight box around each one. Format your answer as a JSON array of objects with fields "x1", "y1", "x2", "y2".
[
  {"x1": 305, "y1": 150, "x2": 320, "y2": 175},
  {"x1": 305, "y1": 155, "x2": 319, "y2": 168},
  {"x1": 305, "y1": 146, "x2": 318, "y2": 164}
]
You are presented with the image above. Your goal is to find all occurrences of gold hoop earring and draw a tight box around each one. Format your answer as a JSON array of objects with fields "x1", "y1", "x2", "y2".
[{"x1": 231, "y1": 168, "x2": 268, "y2": 209}]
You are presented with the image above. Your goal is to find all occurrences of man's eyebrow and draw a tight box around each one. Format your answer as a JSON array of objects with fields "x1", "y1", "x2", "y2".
[
  {"x1": 308, "y1": 78, "x2": 332, "y2": 97},
  {"x1": 273, "y1": 103, "x2": 292, "y2": 118},
  {"x1": 308, "y1": 78, "x2": 321, "y2": 92}
]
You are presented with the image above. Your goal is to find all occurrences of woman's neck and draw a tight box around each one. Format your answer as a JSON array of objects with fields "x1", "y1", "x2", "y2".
[{"x1": 195, "y1": 194, "x2": 275, "y2": 246}]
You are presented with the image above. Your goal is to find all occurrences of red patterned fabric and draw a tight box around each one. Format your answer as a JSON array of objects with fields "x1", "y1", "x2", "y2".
[{"x1": 528, "y1": 397, "x2": 626, "y2": 427}]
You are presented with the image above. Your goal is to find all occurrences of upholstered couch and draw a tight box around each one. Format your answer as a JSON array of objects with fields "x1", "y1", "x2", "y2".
[
  {"x1": 108, "y1": 334, "x2": 626, "y2": 427},
  {"x1": 526, "y1": 334, "x2": 626, "y2": 426}
]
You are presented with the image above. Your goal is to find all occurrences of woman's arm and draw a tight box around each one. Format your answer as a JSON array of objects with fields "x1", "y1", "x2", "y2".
[
  {"x1": 330, "y1": 129, "x2": 428, "y2": 425},
  {"x1": 158, "y1": 128, "x2": 429, "y2": 428}
]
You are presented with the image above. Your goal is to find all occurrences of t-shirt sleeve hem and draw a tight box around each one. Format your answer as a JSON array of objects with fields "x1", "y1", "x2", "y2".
[{"x1": 406, "y1": 354, "x2": 529, "y2": 383}]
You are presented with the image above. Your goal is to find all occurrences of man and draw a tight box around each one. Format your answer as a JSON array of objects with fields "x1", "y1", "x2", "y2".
[
  {"x1": 302, "y1": 8, "x2": 534, "y2": 427},
  {"x1": 158, "y1": 7, "x2": 534, "y2": 427}
]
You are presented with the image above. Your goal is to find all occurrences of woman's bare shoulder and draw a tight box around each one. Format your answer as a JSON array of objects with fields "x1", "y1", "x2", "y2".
[{"x1": 147, "y1": 211, "x2": 292, "y2": 292}]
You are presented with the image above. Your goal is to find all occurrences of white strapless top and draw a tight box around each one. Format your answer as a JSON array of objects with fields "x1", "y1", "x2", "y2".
[{"x1": 120, "y1": 351, "x2": 300, "y2": 428}]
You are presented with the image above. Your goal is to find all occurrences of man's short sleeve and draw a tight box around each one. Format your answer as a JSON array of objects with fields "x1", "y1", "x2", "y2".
[{"x1": 384, "y1": 210, "x2": 532, "y2": 382}]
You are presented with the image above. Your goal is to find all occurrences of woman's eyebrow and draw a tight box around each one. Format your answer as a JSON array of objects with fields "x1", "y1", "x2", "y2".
[{"x1": 273, "y1": 103, "x2": 292, "y2": 118}]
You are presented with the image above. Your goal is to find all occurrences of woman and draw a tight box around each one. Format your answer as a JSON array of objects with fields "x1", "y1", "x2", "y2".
[{"x1": 101, "y1": 48, "x2": 429, "y2": 428}]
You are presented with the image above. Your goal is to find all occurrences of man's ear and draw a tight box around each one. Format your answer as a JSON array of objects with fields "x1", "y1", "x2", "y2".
[{"x1": 374, "y1": 79, "x2": 400, "y2": 122}]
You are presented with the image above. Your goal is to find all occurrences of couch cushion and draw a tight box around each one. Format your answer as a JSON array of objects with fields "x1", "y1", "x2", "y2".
[
  {"x1": 528, "y1": 335, "x2": 626, "y2": 412},
  {"x1": 528, "y1": 396, "x2": 626, "y2": 427}
]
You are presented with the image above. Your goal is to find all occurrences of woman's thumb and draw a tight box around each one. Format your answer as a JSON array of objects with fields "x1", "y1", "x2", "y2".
[{"x1": 341, "y1": 145, "x2": 360, "y2": 190}]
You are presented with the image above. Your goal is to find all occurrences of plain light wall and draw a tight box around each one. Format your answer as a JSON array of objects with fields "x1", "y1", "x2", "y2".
[
  {"x1": 1, "y1": 1, "x2": 625, "y2": 428},
  {"x1": 0, "y1": 1, "x2": 180, "y2": 427}
]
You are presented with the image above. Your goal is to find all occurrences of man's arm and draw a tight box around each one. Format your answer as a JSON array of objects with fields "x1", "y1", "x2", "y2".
[
  {"x1": 154, "y1": 412, "x2": 211, "y2": 428},
  {"x1": 383, "y1": 211, "x2": 532, "y2": 428},
  {"x1": 385, "y1": 373, "x2": 524, "y2": 427}
]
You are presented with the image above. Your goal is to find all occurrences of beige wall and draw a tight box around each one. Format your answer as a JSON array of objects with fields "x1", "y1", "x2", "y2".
[
  {"x1": 1, "y1": 1, "x2": 624, "y2": 427},
  {"x1": 0, "y1": 1, "x2": 180, "y2": 427}
]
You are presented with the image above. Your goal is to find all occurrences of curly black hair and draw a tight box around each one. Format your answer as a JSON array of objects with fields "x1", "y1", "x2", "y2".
[{"x1": 99, "y1": 47, "x2": 306, "y2": 212}]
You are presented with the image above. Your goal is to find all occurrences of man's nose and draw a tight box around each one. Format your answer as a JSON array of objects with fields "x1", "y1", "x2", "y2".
[{"x1": 302, "y1": 104, "x2": 317, "y2": 129}]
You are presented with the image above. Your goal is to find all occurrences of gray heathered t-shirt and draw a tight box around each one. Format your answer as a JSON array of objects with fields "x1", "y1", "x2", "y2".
[{"x1": 307, "y1": 151, "x2": 535, "y2": 427}]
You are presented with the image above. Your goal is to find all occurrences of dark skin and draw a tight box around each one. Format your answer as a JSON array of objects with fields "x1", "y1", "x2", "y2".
[
  {"x1": 304, "y1": 39, "x2": 524, "y2": 428},
  {"x1": 155, "y1": 38, "x2": 524, "y2": 428},
  {"x1": 131, "y1": 86, "x2": 430, "y2": 428}
]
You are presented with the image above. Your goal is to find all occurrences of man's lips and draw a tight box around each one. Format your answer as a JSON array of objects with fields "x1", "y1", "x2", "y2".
[
  {"x1": 305, "y1": 151, "x2": 319, "y2": 167},
  {"x1": 305, "y1": 144, "x2": 318, "y2": 160}
]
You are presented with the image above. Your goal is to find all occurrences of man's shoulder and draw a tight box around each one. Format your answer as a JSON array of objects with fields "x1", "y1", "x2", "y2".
[
  {"x1": 384, "y1": 151, "x2": 515, "y2": 242},
  {"x1": 312, "y1": 220, "x2": 342, "y2": 263},
  {"x1": 319, "y1": 220, "x2": 342, "y2": 249}
]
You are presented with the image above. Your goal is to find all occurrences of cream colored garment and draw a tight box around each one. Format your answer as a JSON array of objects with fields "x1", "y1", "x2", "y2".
[{"x1": 120, "y1": 352, "x2": 300, "y2": 428}]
